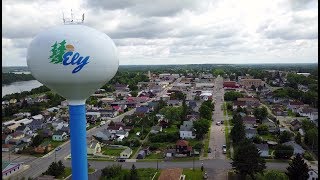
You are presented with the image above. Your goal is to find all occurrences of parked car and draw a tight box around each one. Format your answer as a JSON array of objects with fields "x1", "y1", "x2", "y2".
[
  {"x1": 117, "y1": 158, "x2": 126, "y2": 162},
  {"x1": 216, "y1": 121, "x2": 221, "y2": 126},
  {"x1": 208, "y1": 148, "x2": 212, "y2": 153},
  {"x1": 221, "y1": 121, "x2": 224, "y2": 124},
  {"x1": 100, "y1": 121, "x2": 106, "y2": 126},
  {"x1": 222, "y1": 145, "x2": 227, "y2": 154}
]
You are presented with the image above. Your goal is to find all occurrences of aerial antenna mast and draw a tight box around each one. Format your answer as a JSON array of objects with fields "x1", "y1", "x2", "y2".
[{"x1": 62, "y1": 9, "x2": 85, "y2": 24}]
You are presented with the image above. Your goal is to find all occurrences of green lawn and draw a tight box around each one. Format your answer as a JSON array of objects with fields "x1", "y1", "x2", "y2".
[
  {"x1": 102, "y1": 147, "x2": 126, "y2": 156},
  {"x1": 224, "y1": 102, "x2": 232, "y2": 159},
  {"x1": 145, "y1": 152, "x2": 163, "y2": 159},
  {"x1": 163, "y1": 126, "x2": 179, "y2": 133},
  {"x1": 137, "y1": 168, "x2": 160, "y2": 179},
  {"x1": 57, "y1": 167, "x2": 95, "y2": 179},
  {"x1": 171, "y1": 157, "x2": 199, "y2": 162},
  {"x1": 260, "y1": 134, "x2": 278, "y2": 141},
  {"x1": 203, "y1": 121, "x2": 212, "y2": 157},
  {"x1": 183, "y1": 168, "x2": 204, "y2": 180}
]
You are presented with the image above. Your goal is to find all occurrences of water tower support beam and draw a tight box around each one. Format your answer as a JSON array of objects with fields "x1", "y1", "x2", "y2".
[{"x1": 69, "y1": 104, "x2": 88, "y2": 180}]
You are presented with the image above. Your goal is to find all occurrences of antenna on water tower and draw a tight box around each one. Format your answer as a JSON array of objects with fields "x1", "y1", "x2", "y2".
[{"x1": 62, "y1": 9, "x2": 85, "y2": 24}]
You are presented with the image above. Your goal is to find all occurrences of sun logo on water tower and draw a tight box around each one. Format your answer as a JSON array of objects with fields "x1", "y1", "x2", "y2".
[{"x1": 49, "y1": 40, "x2": 90, "y2": 74}]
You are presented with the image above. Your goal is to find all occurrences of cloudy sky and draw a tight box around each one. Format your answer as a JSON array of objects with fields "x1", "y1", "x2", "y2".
[{"x1": 2, "y1": 0, "x2": 318, "y2": 66}]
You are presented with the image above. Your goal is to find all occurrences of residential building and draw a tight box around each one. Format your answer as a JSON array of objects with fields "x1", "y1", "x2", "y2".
[
  {"x1": 87, "y1": 140, "x2": 101, "y2": 155},
  {"x1": 150, "y1": 125, "x2": 162, "y2": 134},
  {"x1": 158, "y1": 168, "x2": 184, "y2": 180},
  {"x1": 308, "y1": 169, "x2": 318, "y2": 180},
  {"x1": 179, "y1": 121, "x2": 196, "y2": 139},
  {"x1": 2, "y1": 135, "x2": 12, "y2": 144},
  {"x1": 52, "y1": 131, "x2": 68, "y2": 141},
  {"x1": 240, "y1": 79, "x2": 264, "y2": 88},
  {"x1": 120, "y1": 148, "x2": 132, "y2": 159},
  {"x1": 2, "y1": 161, "x2": 23, "y2": 178},
  {"x1": 28, "y1": 119, "x2": 44, "y2": 131},
  {"x1": 282, "y1": 141, "x2": 305, "y2": 155},
  {"x1": 175, "y1": 140, "x2": 192, "y2": 156},
  {"x1": 94, "y1": 130, "x2": 114, "y2": 141},
  {"x1": 245, "y1": 128, "x2": 257, "y2": 139},
  {"x1": 255, "y1": 144, "x2": 269, "y2": 157}
]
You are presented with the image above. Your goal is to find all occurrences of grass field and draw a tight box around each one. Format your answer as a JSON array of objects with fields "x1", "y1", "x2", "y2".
[
  {"x1": 102, "y1": 147, "x2": 126, "y2": 156},
  {"x1": 183, "y1": 168, "x2": 204, "y2": 180}
]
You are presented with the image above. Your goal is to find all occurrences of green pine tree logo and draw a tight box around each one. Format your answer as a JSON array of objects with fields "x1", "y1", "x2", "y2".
[{"x1": 49, "y1": 40, "x2": 67, "y2": 64}]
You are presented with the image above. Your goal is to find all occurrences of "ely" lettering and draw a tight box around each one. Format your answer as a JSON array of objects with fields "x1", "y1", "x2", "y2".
[{"x1": 63, "y1": 52, "x2": 90, "y2": 73}]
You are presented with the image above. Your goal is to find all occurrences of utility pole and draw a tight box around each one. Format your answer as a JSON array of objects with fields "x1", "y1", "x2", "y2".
[
  {"x1": 192, "y1": 153, "x2": 195, "y2": 171},
  {"x1": 157, "y1": 160, "x2": 158, "y2": 170}
]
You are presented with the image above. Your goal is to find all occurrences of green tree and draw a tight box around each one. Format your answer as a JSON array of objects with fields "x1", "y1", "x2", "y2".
[
  {"x1": 274, "y1": 145, "x2": 294, "y2": 159},
  {"x1": 49, "y1": 42, "x2": 58, "y2": 63},
  {"x1": 181, "y1": 98, "x2": 188, "y2": 123},
  {"x1": 130, "y1": 164, "x2": 138, "y2": 180},
  {"x1": 278, "y1": 131, "x2": 293, "y2": 143},
  {"x1": 212, "y1": 69, "x2": 225, "y2": 76},
  {"x1": 257, "y1": 124, "x2": 269, "y2": 135},
  {"x1": 101, "y1": 164, "x2": 122, "y2": 178},
  {"x1": 131, "y1": 91, "x2": 138, "y2": 97},
  {"x1": 230, "y1": 119, "x2": 246, "y2": 145},
  {"x1": 43, "y1": 161, "x2": 65, "y2": 178},
  {"x1": 256, "y1": 170, "x2": 288, "y2": 180},
  {"x1": 231, "y1": 140, "x2": 266, "y2": 179},
  {"x1": 304, "y1": 128, "x2": 318, "y2": 150},
  {"x1": 224, "y1": 91, "x2": 244, "y2": 101},
  {"x1": 199, "y1": 103, "x2": 212, "y2": 120},
  {"x1": 55, "y1": 40, "x2": 67, "y2": 64},
  {"x1": 193, "y1": 119, "x2": 210, "y2": 139},
  {"x1": 253, "y1": 107, "x2": 268, "y2": 120},
  {"x1": 295, "y1": 132, "x2": 302, "y2": 144},
  {"x1": 159, "y1": 106, "x2": 182, "y2": 125},
  {"x1": 286, "y1": 154, "x2": 309, "y2": 180},
  {"x1": 31, "y1": 134, "x2": 44, "y2": 147}
]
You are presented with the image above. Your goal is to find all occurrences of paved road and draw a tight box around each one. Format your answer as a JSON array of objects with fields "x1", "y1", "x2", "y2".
[{"x1": 208, "y1": 76, "x2": 226, "y2": 160}]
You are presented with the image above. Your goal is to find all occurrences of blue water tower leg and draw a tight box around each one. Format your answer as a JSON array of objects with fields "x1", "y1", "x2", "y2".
[{"x1": 69, "y1": 104, "x2": 88, "y2": 180}]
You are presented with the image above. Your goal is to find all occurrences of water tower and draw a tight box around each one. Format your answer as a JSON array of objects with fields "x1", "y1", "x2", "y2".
[{"x1": 27, "y1": 11, "x2": 119, "y2": 180}]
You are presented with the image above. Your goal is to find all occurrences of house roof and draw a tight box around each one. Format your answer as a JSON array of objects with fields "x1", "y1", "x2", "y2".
[
  {"x1": 246, "y1": 128, "x2": 257, "y2": 134},
  {"x1": 180, "y1": 121, "x2": 193, "y2": 131},
  {"x1": 176, "y1": 140, "x2": 189, "y2": 146},
  {"x1": 290, "y1": 119, "x2": 301, "y2": 126},
  {"x1": 121, "y1": 148, "x2": 132, "y2": 154},
  {"x1": 242, "y1": 116, "x2": 256, "y2": 122},
  {"x1": 158, "y1": 168, "x2": 183, "y2": 180},
  {"x1": 53, "y1": 130, "x2": 65, "y2": 136},
  {"x1": 135, "y1": 106, "x2": 149, "y2": 114},
  {"x1": 289, "y1": 101, "x2": 304, "y2": 106},
  {"x1": 107, "y1": 126, "x2": 122, "y2": 131},
  {"x1": 12, "y1": 131, "x2": 24, "y2": 137},
  {"x1": 151, "y1": 125, "x2": 162, "y2": 131},
  {"x1": 282, "y1": 141, "x2": 305, "y2": 153},
  {"x1": 233, "y1": 101, "x2": 246, "y2": 106},
  {"x1": 237, "y1": 98, "x2": 259, "y2": 102},
  {"x1": 255, "y1": 143, "x2": 269, "y2": 151}
]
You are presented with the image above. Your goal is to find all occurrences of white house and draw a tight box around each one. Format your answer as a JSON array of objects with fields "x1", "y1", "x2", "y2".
[
  {"x1": 308, "y1": 169, "x2": 318, "y2": 180},
  {"x1": 179, "y1": 121, "x2": 196, "y2": 139},
  {"x1": 2, "y1": 162, "x2": 23, "y2": 178},
  {"x1": 52, "y1": 131, "x2": 68, "y2": 141},
  {"x1": 120, "y1": 148, "x2": 132, "y2": 159}
]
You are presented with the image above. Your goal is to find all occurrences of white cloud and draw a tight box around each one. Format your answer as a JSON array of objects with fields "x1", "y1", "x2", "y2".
[{"x1": 2, "y1": 0, "x2": 318, "y2": 66}]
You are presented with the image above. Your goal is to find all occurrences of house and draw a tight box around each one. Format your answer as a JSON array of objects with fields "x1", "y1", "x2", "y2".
[
  {"x1": 32, "y1": 114, "x2": 44, "y2": 120},
  {"x1": 52, "y1": 131, "x2": 68, "y2": 141},
  {"x1": 175, "y1": 140, "x2": 192, "y2": 156},
  {"x1": 282, "y1": 141, "x2": 305, "y2": 155},
  {"x1": 233, "y1": 101, "x2": 247, "y2": 110},
  {"x1": 107, "y1": 126, "x2": 123, "y2": 134},
  {"x1": 255, "y1": 144, "x2": 269, "y2": 157},
  {"x1": 164, "y1": 149, "x2": 176, "y2": 158},
  {"x1": 42, "y1": 129, "x2": 53, "y2": 138},
  {"x1": 60, "y1": 126, "x2": 70, "y2": 135},
  {"x1": 7, "y1": 123, "x2": 21, "y2": 133},
  {"x1": 2, "y1": 135, "x2": 12, "y2": 144},
  {"x1": 94, "y1": 130, "x2": 114, "y2": 141},
  {"x1": 115, "y1": 130, "x2": 129, "y2": 138},
  {"x1": 28, "y1": 119, "x2": 44, "y2": 131},
  {"x1": 245, "y1": 128, "x2": 257, "y2": 139},
  {"x1": 262, "y1": 118, "x2": 279, "y2": 133},
  {"x1": 290, "y1": 119, "x2": 302, "y2": 131},
  {"x1": 179, "y1": 121, "x2": 196, "y2": 139},
  {"x1": 86, "y1": 111, "x2": 101, "y2": 119},
  {"x1": 223, "y1": 81, "x2": 240, "y2": 89},
  {"x1": 34, "y1": 142, "x2": 52, "y2": 154},
  {"x1": 299, "y1": 107, "x2": 318, "y2": 121},
  {"x1": 2, "y1": 161, "x2": 23, "y2": 178},
  {"x1": 237, "y1": 97, "x2": 260, "y2": 106},
  {"x1": 2, "y1": 144, "x2": 14, "y2": 152},
  {"x1": 287, "y1": 101, "x2": 304, "y2": 110},
  {"x1": 239, "y1": 79, "x2": 264, "y2": 88},
  {"x1": 150, "y1": 125, "x2": 162, "y2": 134},
  {"x1": 158, "y1": 168, "x2": 184, "y2": 180},
  {"x1": 137, "y1": 150, "x2": 146, "y2": 159},
  {"x1": 242, "y1": 116, "x2": 257, "y2": 129},
  {"x1": 135, "y1": 106, "x2": 150, "y2": 116},
  {"x1": 100, "y1": 110, "x2": 118, "y2": 118},
  {"x1": 21, "y1": 136, "x2": 32, "y2": 144},
  {"x1": 87, "y1": 140, "x2": 101, "y2": 155},
  {"x1": 12, "y1": 131, "x2": 25, "y2": 140},
  {"x1": 120, "y1": 148, "x2": 132, "y2": 159},
  {"x1": 14, "y1": 143, "x2": 28, "y2": 153},
  {"x1": 15, "y1": 125, "x2": 30, "y2": 134},
  {"x1": 308, "y1": 169, "x2": 318, "y2": 180},
  {"x1": 167, "y1": 100, "x2": 182, "y2": 107}
]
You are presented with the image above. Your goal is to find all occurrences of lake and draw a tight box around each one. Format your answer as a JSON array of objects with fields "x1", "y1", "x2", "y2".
[{"x1": 2, "y1": 80, "x2": 43, "y2": 97}]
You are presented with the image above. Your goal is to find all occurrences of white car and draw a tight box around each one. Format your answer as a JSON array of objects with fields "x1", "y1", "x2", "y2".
[
  {"x1": 216, "y1": 121, "x2": 221, "y2": 126},
  {"x1": 222, "y1": 145, "x2": 227, "y2": 154}
]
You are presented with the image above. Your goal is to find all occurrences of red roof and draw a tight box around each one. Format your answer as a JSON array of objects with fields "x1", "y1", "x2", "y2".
[
  {"x1": 176, "y1": 140, "x2": 189, "y2": 146},
  {"x1": 289, "y1": 101, "x2": 304, "y2": 106},
  {"x1": 223, "y1": 81, "x2": 240, "y2": 88},
  {"x1": 242, "y1": 116, "x2": 256, "y2": 122}
]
